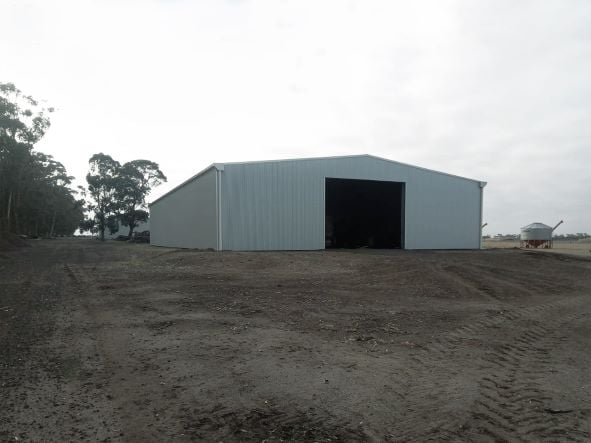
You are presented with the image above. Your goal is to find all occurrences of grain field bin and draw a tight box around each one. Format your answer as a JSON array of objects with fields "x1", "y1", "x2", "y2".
[{"x1": 520, "y1": 221, "x2": 563, "y2": 248}]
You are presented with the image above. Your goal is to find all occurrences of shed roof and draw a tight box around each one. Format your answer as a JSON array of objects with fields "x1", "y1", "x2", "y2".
[{"x1": 150, "y1": 154, "x2": 485, "y2": 206}]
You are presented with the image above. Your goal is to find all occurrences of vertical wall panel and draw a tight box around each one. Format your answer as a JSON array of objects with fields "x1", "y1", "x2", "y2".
[
  {"x1": 220, "y1": 156, "x2": 482, "y2": 250},
  {"x1": 151, "y1": 168, "x2": 218, "y2": 249}
]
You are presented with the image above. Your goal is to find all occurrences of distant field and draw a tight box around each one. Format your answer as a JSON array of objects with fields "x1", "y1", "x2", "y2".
[{"x1": 484, "y1": 239, "x2": 591, "y2": 257}]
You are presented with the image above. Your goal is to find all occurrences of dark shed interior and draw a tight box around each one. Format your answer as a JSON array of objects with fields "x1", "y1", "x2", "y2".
[{"x1": 325, "y1": 178, "x2": 405, "y2": 249}]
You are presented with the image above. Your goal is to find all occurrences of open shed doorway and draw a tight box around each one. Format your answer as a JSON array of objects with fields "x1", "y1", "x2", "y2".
[{"x1": 325, "y1": 178, "x2": 405, "y2": 249}]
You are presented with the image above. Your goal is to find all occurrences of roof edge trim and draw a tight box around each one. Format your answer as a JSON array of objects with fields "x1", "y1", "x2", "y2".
[
  {"x1": 220, "y1": 154, "x2": 483, "y2": 183},
  {"x1": 364, "y1": 154, "x2": 483, "y2": 184}
]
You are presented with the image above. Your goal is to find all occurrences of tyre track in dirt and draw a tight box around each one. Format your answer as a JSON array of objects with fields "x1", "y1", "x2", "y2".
[
  {"x1": 63, "y1": 252, "x2": 190, "y2": 442},
  {"x1": 440, "y1": 257, "x2": 590, "y2": 303},
  {"x1": 2, "y1": 243, "x2": 119, "y2": 441},
  {"x1": 164, "y1": 251, "x2": 591, "y2": 441},
  {"x1": 467, "y1": 309, "x2": 591, "y2": 442},
  {"x1": 0, "y1": 277, "x2": 36, "y2": 441},
  {"x1": 386, "y1": 292, "x2": 590, "y2": 441},
  {"x1": 0, "y1": 245, "x2": 66, "y2": 441},
  {"x1": 40, "y1": 244, "x2": 123, "y2": 441},
  {"x1": 182, "y1": 402, "x2": 370, "y2": 442},
  {"x1": 5, "y1": 240, "x2": 591, "y2": 441},
  {"x1": 65, "y1": 248, "x2": 373, "y2": 442}
]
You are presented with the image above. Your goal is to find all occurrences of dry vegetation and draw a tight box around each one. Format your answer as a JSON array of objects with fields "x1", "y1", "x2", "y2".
[{"x1": 484, "y1": 238, "x2": 591, "y2": 257}]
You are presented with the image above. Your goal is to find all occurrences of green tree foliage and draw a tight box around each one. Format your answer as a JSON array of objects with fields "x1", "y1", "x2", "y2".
[
  {"x1": 116, "y1": 160, "x2": 166, "y2": 237},
  {"x1": 83, "y1": 157, "x2": 166, "y2": 240},
  {"x1": 0, "y1": 82, "x2": 84, "y2": 236},
  {"x1": 85, "y1": 153, "x2": 121, "y2": 241}
]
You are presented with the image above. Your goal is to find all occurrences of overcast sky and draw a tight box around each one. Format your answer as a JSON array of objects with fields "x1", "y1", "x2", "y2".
[{"x1": 2, "y1": 0, "x2": 590, "y2": 234}]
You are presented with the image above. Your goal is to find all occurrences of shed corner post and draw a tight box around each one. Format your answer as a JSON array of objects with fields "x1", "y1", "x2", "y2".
[
  {"x1": 479, "y1": 181, "x2": 487, "y2": 249},
  {"x1": 215, "y1": 164, "x2": 225, "y2": 251}
]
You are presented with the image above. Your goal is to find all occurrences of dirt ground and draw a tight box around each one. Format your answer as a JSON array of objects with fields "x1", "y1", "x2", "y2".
[{"x1": 1, "y1": 239, "x2": 590, "y2": 442}]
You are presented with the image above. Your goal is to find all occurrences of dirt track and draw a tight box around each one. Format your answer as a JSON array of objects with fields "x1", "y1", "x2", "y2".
[{"x1": 1, "y1": 239, "x2": 590, "y2": 442}]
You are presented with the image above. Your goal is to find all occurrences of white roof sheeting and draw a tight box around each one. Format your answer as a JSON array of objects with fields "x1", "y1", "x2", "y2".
[{"x1": 150, "y1": 154, "x2": 485, "y2": 206}]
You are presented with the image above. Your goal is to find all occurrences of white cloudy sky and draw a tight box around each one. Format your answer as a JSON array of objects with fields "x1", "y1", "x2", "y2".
[{"x1": 2, "y1": 0, "x2": 590, "y2": 234}]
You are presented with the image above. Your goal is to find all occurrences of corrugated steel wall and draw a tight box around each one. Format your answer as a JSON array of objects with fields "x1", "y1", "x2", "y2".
[
  {"x1": 220, "y1": 156, "x2": 482, "y2": 250},
  {"x1": 150, "y1": 167, "x2": 218, "y2": 249}
]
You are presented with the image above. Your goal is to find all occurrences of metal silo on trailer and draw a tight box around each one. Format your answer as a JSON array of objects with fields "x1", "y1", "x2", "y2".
[{"x1": 520, "y1": 220, "x2": 563, "y2": 248}]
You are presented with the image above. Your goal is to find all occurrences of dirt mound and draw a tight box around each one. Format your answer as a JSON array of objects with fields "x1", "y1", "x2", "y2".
[{"x1": 0, "y1": 231, "x2": 30, "y2": 251}]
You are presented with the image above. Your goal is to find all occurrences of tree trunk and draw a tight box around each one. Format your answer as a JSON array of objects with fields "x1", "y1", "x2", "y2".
[
  {"x1": 14, "y1": 209, "x2": 20, "y2": 235},
  {"x1": 49, "y1": 210, "x2": 57, "y2": 237},
  {"x1": 127, "y1": 221, "x2": 135, "y2": 239},
  {"x1": 98, "y1": 204, "x2": 105, "y2": 241},
  {"x1": 14, "y1": 188, "x2": 22, "y2": 235},
  {"x1": 6, "y1": 190, "x2": 12, "y2": 231}
]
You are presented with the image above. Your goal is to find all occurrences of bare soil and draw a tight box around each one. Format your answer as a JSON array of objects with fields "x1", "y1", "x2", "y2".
[
  {"x1": 0, "y1": 231, "x2": 30, "y2": 251},
  {"x1": 1, "y1": 239, "x2": 590, "y2": 442}
]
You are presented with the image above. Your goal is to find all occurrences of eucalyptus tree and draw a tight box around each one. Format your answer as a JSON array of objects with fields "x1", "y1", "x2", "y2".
[
  {"x1": 85, "y1": 153, "x2": 121, "y2": 241},
  {"x1": 0, "y1": 82, "x2": 51, "y2": 231},
  {"x1": 81, "y1": 156, "x2": 166, "y2": 239},
  {"x1": 1, "y1": 82, "x2": 83, "y2": 236},
  {"x1": 116, "y1": 160, "x2": 166, "y2": 237}
]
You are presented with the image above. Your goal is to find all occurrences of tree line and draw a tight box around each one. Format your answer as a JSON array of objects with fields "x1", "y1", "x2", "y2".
[
  {"x1": 0, "y1": 83, "x2": 83, "y2": 237},
  {"x1": 553, "y1": 233, "x2": 590, "y2": 241},
  {"x1": 1, "y1": 82, "x2": 165, "y2": 240}
]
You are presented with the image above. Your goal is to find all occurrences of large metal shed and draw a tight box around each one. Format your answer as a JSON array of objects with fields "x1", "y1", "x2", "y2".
[{"x1": 149, "y1": 154, "x2": 486, "y2": 250}]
